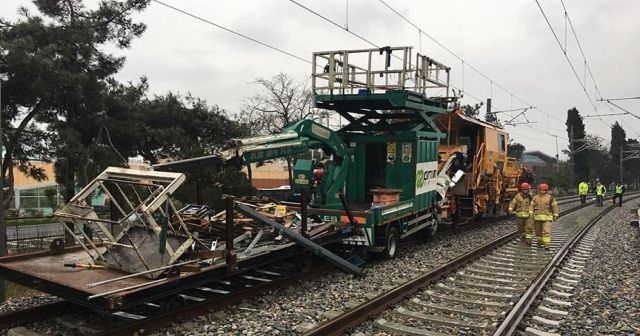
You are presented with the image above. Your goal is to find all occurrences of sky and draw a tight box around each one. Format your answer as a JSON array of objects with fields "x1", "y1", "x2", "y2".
[{"x1": 1, "y1": 0, "x2": 639, "y2": 159}]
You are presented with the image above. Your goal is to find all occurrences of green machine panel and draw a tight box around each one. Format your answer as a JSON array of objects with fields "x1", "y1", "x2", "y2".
[
  {"x1": 293, "y1": 159, "x2": 313, "y2": 191},
  {"x1": 385, "y1": 141, "x2": 416, "y2": 201},
  {"x1": 346, "y1": 143, "x2": 367, "y2": 204},
  {"x1": 414, "y1": 140, "x2": 439, "y2": 210}
]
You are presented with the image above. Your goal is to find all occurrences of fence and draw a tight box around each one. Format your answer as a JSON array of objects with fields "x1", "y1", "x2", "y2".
[{"x1": 5, "y1": 221, "x2": 83, "y2": 255}]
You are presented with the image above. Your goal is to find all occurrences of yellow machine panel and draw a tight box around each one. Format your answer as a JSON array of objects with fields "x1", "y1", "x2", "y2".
[{"x1": 435, "y1": 109, "x2": 529, "y2": 223}]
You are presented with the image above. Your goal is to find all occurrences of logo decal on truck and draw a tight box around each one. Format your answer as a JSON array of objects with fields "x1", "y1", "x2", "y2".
[{"x1": 415, "y1": 161, "x2": 438, "y2": 195}]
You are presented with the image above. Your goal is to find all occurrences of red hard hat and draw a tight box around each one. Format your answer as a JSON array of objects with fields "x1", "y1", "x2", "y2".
[
  {"x1": 538, "y1": 183, "x2": 549, "y2": 191},
  {"x1": 520, "y1": 182, "x2": 530, "y2": 190}
]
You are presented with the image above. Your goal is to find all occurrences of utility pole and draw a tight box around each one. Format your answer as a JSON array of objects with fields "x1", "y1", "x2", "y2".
[
  {"x1": 0, "y1": 79, "x2": 6, "y2": 303},
  {"x1": 620, "y1": 145, "x2": 623, "y2": 184},
  {"x1": 569, "y1": 126, "x2": 574, "y2": 187},
  {"x1": 621, "y1": 144, "x2": 640, "y2": 186},
  {"x1": 555, "y1": 135, "x2": 559, "y2": 172},
  {"x1": 485, "y1": 98, "x2": 494, "y2": 123}
]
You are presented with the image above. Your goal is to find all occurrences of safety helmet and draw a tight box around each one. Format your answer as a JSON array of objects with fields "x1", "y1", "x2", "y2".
[
  {"x1": 520, "y1": 182, "x2": 530, "y2": 190},
  {"x1": 538, "y1": 183, "x2": 549, "y2": 191}
]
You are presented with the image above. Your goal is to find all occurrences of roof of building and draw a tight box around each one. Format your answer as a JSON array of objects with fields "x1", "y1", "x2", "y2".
[{"x1": 523, "y1": 150, "x2": 556, "y2": 163}]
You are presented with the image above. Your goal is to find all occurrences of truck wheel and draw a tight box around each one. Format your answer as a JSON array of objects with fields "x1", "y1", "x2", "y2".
[
  {"x1": 424, "y1": 220, "x2": 438, "y2": 239},
  {"x1": 451, "y1": 211, "x2": 460, "y2": 227},
  {"x1": 295, "y1": 253, "x2": 312, "y2": 273},
  {"x1": 383, "y1": 227, "x2": 399, "y2": 259}
]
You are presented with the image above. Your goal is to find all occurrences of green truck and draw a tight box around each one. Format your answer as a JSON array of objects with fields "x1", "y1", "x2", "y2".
[{"x1": 223, "y1": 47, "x2": 453, "y2": 258}]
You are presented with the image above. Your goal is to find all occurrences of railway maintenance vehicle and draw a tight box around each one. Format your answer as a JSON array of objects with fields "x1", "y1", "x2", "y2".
[{"x1": 0, "y1": 46, "x2": 529, "y2": 314}]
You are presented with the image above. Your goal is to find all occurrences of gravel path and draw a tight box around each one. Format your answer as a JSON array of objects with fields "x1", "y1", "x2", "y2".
[{"x1": 558, "y1": 200, "x2": 640, "y2": 335}]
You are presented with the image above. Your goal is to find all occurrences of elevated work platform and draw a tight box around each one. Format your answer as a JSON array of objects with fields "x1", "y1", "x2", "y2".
[{"x1": 311, "y1": 47, "x2": 453, "y2": 136}]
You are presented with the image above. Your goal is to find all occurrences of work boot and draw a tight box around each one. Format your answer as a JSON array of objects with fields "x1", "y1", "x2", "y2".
[{"x1": 545, "y1": 245, "x2": 550, "y2": 250}]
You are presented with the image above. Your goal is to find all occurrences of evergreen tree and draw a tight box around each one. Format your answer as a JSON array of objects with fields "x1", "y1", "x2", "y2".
[
  {"x1": 1, "y1": 0, "x2": 150, "y2": 200},
  {"x1": 565, "y1": 107, "x2": 588, "y2": 183},
  {"x1": 507, "y1": 142, "x2": 525, "y2": 160},
  {"x1": 610, "y1": 121, "x2": 626, "y2": 182}
]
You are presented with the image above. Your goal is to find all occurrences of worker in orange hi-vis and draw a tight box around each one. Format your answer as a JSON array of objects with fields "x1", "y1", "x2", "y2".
[
  {"x1": 507, "y1": 182, "x2": 534, "y2": 244},
  {"x1": 529, "y1": 183, "x2": 559, "y2": 250}
]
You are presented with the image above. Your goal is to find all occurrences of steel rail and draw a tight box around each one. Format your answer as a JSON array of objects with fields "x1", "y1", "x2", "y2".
[
  {"x1": 493, "y1": 195, "x2": 639, "y2": 335},
  {"x1": 303, "y1": 196, "x2": 605, "y2": 336},
  {"x1": 97, "y1": 264, "x2": 333, "y2": 336},
  {"x1": 1, "y1": 194, "x2": 631, "y2": 333},
  {"x1": 0, "y1": 300, "x2": 83, "y2": 329}
]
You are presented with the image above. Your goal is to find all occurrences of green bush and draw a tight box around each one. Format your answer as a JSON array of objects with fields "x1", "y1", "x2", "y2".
[{"x1": 6, "y1": 217, "x2": 58, "y2": 226}]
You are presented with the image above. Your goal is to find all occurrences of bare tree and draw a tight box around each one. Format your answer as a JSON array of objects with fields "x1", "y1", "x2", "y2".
[{"x1": 238, "y1": 73, "x2": 322, "y2": 185}]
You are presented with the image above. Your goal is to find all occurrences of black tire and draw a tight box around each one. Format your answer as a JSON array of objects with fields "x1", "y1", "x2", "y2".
[
  {"x1": 424, "y1": 216, "x2": 438, "y2": 239},
  {"x1": 383, "y1": 227, "x2": 399, "y2": 259},
  {"x1": 295, "y1": 253, "x2": 312, "y2": 273},
  {"x1": 451, "y1": 210, "x2": 460, "y2": 227}
]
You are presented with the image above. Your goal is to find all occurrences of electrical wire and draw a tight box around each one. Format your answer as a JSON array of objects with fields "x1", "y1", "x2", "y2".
[
  {"x1": 288, "y1": 0, "x2": 380, "y2": 48},
  {"x1": 151, "y1": 0, "x2": 311, "y2": 65},
  {"x1": 287, "y1": 0, "x2": 527, "y2": 125},
  {"x1": 376, "y1": 0, "x2": 565, "y2": 127},
  {"x1": 154, "y1": 0, "x2": 571, "y2": 144},
  {"x1": 533, "y1": 0, "x2": 607, "y2": 127}
]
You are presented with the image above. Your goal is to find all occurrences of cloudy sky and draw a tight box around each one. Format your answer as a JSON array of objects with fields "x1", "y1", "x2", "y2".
[{"x1": 2, "y1": 0, "x2": 639, "y2": 159}]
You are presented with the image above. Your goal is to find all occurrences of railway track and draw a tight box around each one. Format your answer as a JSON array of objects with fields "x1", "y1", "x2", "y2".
[
  {"x1": 0, "y1": 260, "x2": 330, "y2": 335},
  {"x1": 0, "y1": 194, "x2": 629, "y2": 335},
  {"x1": 304, "y1": 196, "x2": 635, "y2": 336}
]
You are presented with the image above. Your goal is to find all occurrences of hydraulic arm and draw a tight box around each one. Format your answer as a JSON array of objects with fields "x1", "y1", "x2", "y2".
[{"x1": 225, "y1": 119, "x2": 352, "y2": 207}]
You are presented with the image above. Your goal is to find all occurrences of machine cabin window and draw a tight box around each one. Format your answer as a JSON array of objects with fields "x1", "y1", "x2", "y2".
[{"x1": 498, "y1": 134, "x2": 506, "y2": 152}]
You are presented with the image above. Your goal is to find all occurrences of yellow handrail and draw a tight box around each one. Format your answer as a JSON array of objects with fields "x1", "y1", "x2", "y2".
[{"x1": 472, "y1": 143, "x2": 486, "y2": 190}]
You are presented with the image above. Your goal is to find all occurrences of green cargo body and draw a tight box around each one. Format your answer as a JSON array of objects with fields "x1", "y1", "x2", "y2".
[
  {"x1": 302, "y1": 132, "x2": 440, "y2": 248},
  {"x1": 308, "y1": 89, "x2": 446, "y2": 251}
]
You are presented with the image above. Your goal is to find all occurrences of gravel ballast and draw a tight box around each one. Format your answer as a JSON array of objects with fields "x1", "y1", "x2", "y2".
[
  {"x1": 558, "y1": 200, "x2": 640, "y2": 335},
  {"x1": 152, "y1": 219, "x2": 519, "y2": 335},
  {"x1": 0, "y1": 200, "x2": 602, "y2": 335}
]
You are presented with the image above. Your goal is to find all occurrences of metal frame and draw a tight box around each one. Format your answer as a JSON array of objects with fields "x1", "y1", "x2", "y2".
[
  {"x1": 54, "y1": 167, "x2": 196, "y2": 278},
  {"x1": 312, "y1": 47, "x2": 450, "y2": 97},
  {"x1": 0, "y1": 228, "x2": 343, "y2": 312}
]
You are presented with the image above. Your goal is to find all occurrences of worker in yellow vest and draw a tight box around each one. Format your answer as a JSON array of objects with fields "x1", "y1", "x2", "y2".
[
  {"x1": 529, "y1": 183, "x2": 559, "y2": 250},
  {"x1": 595, "y1": 180, "x2": 606, "y2": 207},
  {"x1": 578, "y1": 181, "x2": 589, "y2": 204},
  {"x1": 508, "y1": 182, "x2": 534, "y2": 244},
  {"x1": 613, "y1": 181, "x2": 625, "y2": 207}
]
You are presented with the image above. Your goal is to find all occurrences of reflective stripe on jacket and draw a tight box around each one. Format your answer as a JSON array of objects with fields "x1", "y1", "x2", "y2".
[
  {"x1": 615, "y1": 185, "x2": 624, "y2": 194},
  {"x1": 578, "y1": 182, "x2": 589, "y2": 195},
  {"x1": 529, "y1": 194, "x2": 559, "y2": 222},
  {"x1": 596, "y1": 184, "x2": 606, "y2": 196},
  {"x1": 508, "y1": 193, "x2": 533, "y2": 218}
]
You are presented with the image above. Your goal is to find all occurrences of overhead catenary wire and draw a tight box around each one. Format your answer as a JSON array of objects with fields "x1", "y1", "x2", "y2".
[
  {"x1": 600, "y1": 96, "x2": 640, "y2": 101},
  {"x1": 288, "y1": 0, "x2": 380, "y2": 48},
  {"x1": 153, "y1": 0, "x2": 570, "y2": 144},
  {"x1": 288, "y1": 0, "x2": 532, "y2": 125},
  {"x1": 151, "y1": 0, "x2": 311, "y2": 65},
  {"x1": 376, "y1": 0, "x2": 565, "y2": 127},
  {"x1": 559, "y1": 0, "x2": 607, "y2": 102},
  {"x1": 604, "y1": 100, "x2": 640, "y2": 120},
  {"x1": 533, "y1": 0, "x2": 608, "y2": 127}
]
